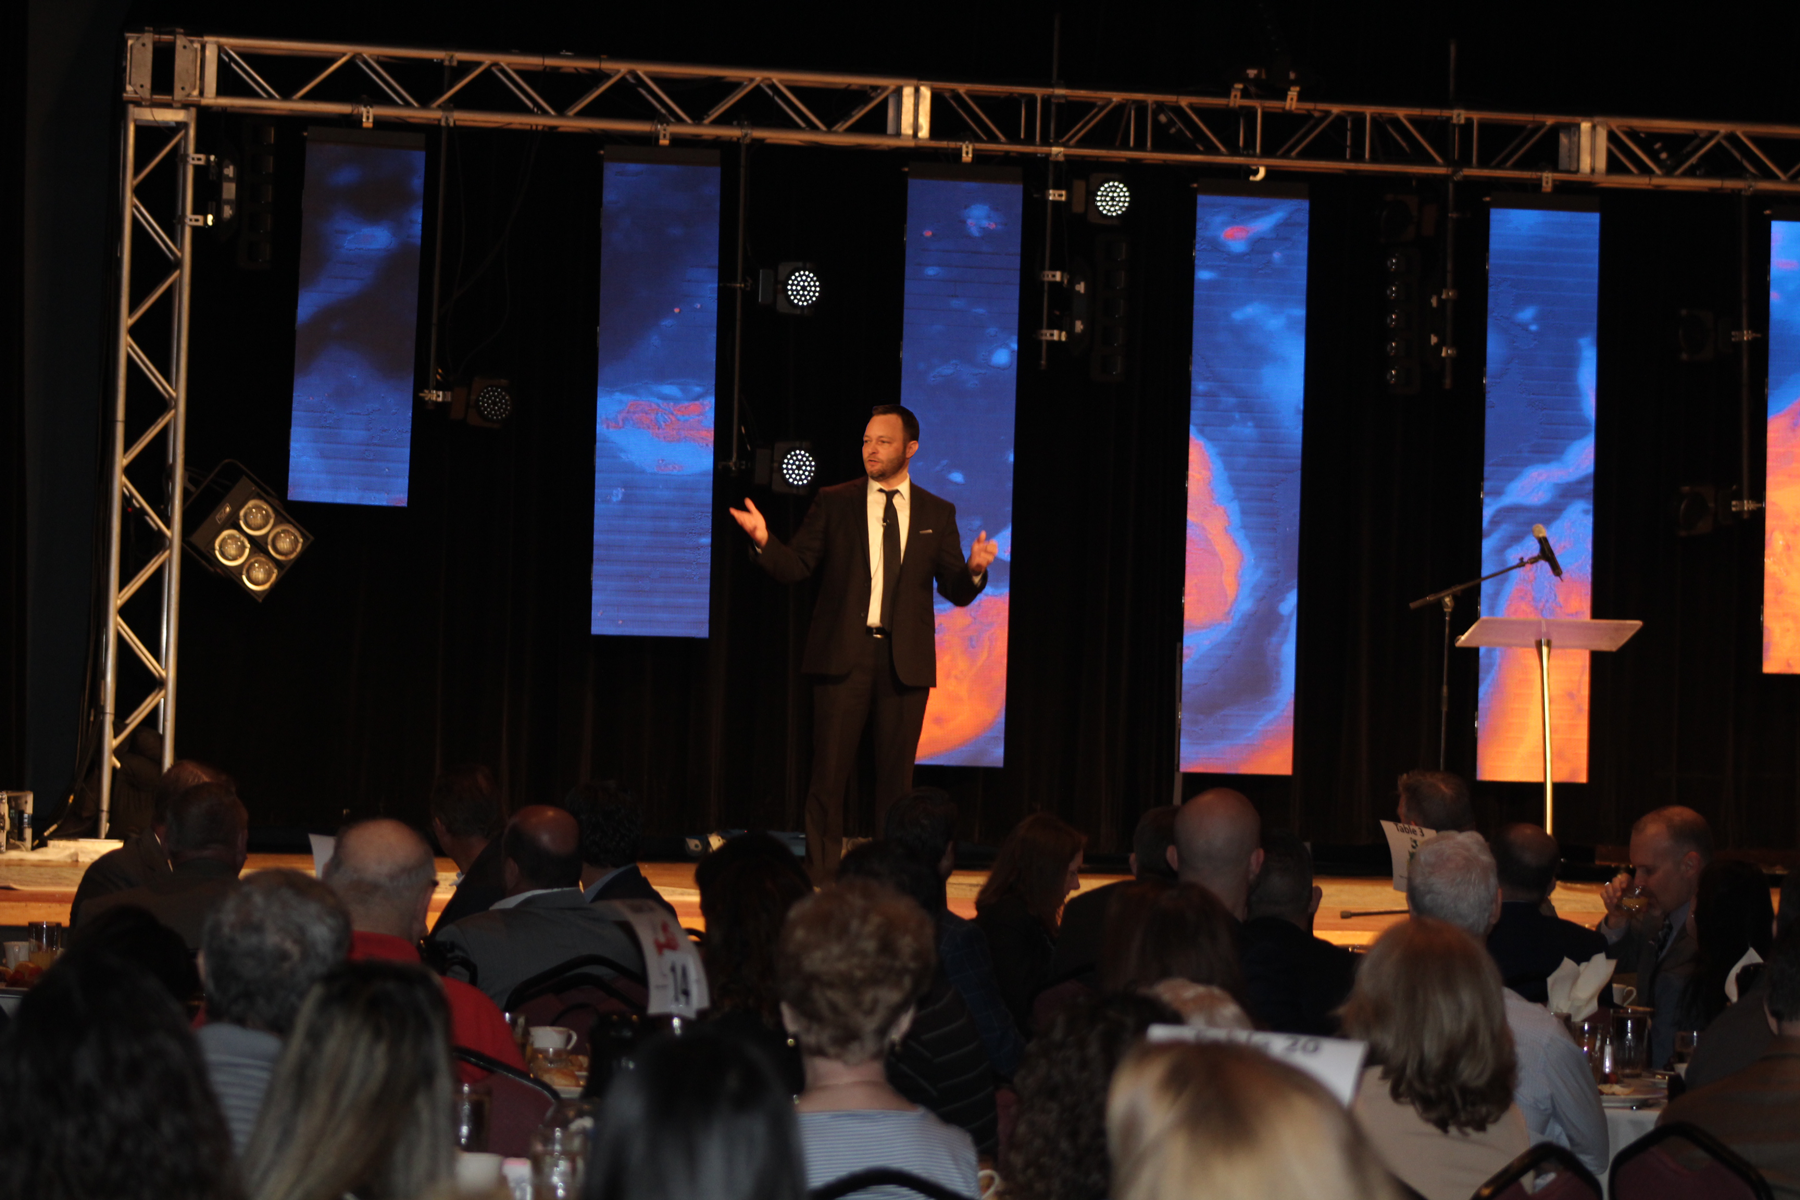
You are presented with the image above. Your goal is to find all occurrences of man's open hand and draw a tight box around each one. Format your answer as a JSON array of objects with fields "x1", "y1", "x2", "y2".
[
  {"x1": 969, "y1": 530, "x2": 998, "y2": 576},
  {"x1": 729, "y1": 498, "x2": 769, "y2": 549}
]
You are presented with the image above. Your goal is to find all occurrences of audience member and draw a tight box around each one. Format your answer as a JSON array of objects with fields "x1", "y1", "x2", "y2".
[
  {"x1": 585, "y1": 1028, "x2": 807, "y2": 1200},
  {"x1": 0, "y1": 951, "x2": 240, "y2": 1200},
  {"x1": 886, "y1": 788, "x2": 1025, "y2": 1077},
  {"x1": 1170, "y1": 788, "x2": 1263, "y2": 921},
  {"x1": 1407, "y1": 831, "x2": 1608, "y2": 1178},
  {"x1": 1003, "y1": 993, "x2": 1176, "y2": 1200},
  {"x1": 1241, "y1": 830, "x2": 1358, "y2": 1035},
  {"x1": 779, "y1": 879, "x2": 980, "y2": 1200},
  {"x1": 697, "y1": 832, "x2": 814, "y2": 1096},
  {"x1": 242, "y1": 961, "x2": 456, "y2": 1200},
  {"x1": 323, "y1": 818, "x2": 527, "y2": 1083},
  {"x1": 1340, "y1": 918, "x2": 1528, "y2": 1200},
  {"x1": 558, "y1": 779, "x2": 677, "y2": 915},
  {"x1": 1659, "y1": 920, "x2": 1800, "y2": 1197},
  {"x1": 1395, "y1": 769, "x2": 1475, "y2": 832},
  {"x1": 1485, "y1": 823, "x2": 1607, "y2": 1004},
  {"x1": 70, "y1": 759, "x2": 231, "y2": 923},
  {"x1": 66, "y1": 902, "x2": 202, "y2": 1008},
  {"x1": 1676, "y1": 858, "x2": 1776, "y2": 1036},
  {"x1": 198, "y1": 870, "x2": 351, "y2": 1154},
  {"x1": 1109, "y1": 1041, "x2": 1403, "y2": 1200},
  {"x1": 427, "y1": 764, "x2": 509, "y2": 932},
  {"x1": 1098, "y1": 881, "x2": 1251, "y2": 1029},
  {"x1": 1599, "y1": 805, "x2": 1712, "y2": 1067},
  {"x1": 1686, "y1": 872, "x2": 1800, "y2": 1089},
  {"x1": 1050, "y1": 805, "x2": 1179, "y2": 990},
  {"x1": 974, "y1": 812, "x2": 1086, "y2": 1033},
  {"x1": 433, "y1": 805, "x2": 647, "y2": 1010},
  {"x1": 840, "y1": 840, "x2": 998, "y2": 1154},
  {"x1": 81, "y1": 780, "x2": 247, "y2": 948}
]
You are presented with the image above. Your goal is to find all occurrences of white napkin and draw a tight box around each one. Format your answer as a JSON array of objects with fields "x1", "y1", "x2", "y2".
[
  {"x1": 1547, "y1": 952, "x2": 1617, "y2": 1021},
  {"x1": 1725, "y1": 946, "x2": 1764, "y2": 1004}
]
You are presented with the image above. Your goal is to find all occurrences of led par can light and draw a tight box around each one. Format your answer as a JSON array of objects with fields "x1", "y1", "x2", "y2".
[
  {"x1": 184, "y1": 471, "x2": 313, "y2": 602},
  {"x1": 772, "y1": 441, "x2": 817, "y2": 495}
]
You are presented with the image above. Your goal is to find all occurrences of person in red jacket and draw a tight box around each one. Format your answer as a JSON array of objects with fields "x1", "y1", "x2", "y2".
[{"x1": 322, "y1": 817, "x2": 525, "y2": 1082}]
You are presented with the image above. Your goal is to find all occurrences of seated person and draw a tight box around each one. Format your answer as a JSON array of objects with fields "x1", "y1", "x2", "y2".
[
  {"x1": 1099, "y1": 881, "x2": 1252, "y2": 1030},
  {"x1": 1241, "y1": 830, "x2": 1358, "y2": 1035},
  {"x1": 558, "y1": 780, "x2": 676, "y2": 914},
  {"x1": 1687, "y1": 872, "x2": 1800, "y2": 1089},
  {"x1": 1660, "y1": 920, "x2": 1800, "y2": 1198},
  {"x1": 1341, "y1": 918, "x2": 1529, "y2": 1200},
  {"x1": 840, "y1": 840, "x2": 998, "y2": 1155},
  {"x1": 431, "y1": 805, "x2": 646, "y2": 1011},
  {"x1": 1674, "y1": 859, "x2": 1775, "y2": 1037},
  {"x1": 196, "y1": 870, "x2": 351, "y2": 1153},
  {"x1": 428, "y1": 764, "x2": 509, "y2": 933},
  {"x1": 886, "y1": 788, "x2": 1024, "y2": 1078},
  {"x1": 322, "y1": 818, "x2": 527, "y2": 1083},
  {"x1": 66, "y1": 903, "x2": 201, "y2": 1010},
  {"x1": 974, "y1": 813, "x2": 1086, "y2": 1034},
  {"x1": 780, "y1": 879, "x2": 980, "y2": 1199},
  {"x1": 70, "y1": 759, "x2": 229, "y2": 924},
  {"x1": 1486, "y1": 823, "x2": 1607, "y2": 1005},
  {"x1": 81, "y1": 781, "x2": 247, "y2": 948},
  {"x1": 1049, "y1": 805, "x2": 1179, "y2": 991}
]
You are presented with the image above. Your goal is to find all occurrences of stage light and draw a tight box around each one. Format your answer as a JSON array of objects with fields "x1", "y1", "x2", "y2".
[
  {"x1": 1093, "y1": 179, "x2": 1131, "y2": 219},
  {"x1": 760, "y1": 262, "x2": 821, "y2": 315},
  {"x1": 214, "y1": 529, "x2": 250, "y2": 567},
  {"x1": 184, "y1": 468, "x2": 313, "y2": 603},
  {"x1": 267, "y1": 523, "x2": 304, "y2": 561},
  {"x1": 464, "y1": 377, "x2": 515, "y2": 428},
  {"x1": 243, "y1": 555, "x2": 277, "y2": 591},
  {"x1": 772, "y1": 441, "x2": 817, "y2": 495},
  {"x1": 239, "y1": 497, "x2": 275, "y2": 536}
]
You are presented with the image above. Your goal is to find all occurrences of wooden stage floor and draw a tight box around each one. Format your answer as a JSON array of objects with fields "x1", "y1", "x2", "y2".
[{"x1": 0, "y1": 852, "x2": 1616, "y2": 945}]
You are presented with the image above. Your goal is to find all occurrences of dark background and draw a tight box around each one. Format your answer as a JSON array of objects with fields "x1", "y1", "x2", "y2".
[{"x1": 7, "y1": 0, "x2": 1799, "y2": 857}]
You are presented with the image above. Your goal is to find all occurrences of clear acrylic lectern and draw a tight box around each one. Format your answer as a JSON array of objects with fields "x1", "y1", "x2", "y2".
[{"x1": 1456, "y1": 617, "x2": 1642, "y2": 835}]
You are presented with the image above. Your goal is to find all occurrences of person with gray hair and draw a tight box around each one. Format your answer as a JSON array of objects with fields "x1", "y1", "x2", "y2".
[
  {"x1": 1406, "y1": 833, "x2": 1608, "y2": 1178},
  {"x1": 197, "y1": 868, "x2": 351, "y2": 1153}
]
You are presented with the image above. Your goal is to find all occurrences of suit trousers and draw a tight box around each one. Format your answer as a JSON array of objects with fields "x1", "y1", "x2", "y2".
[{"x1": 806, "y1": 629, "x2": 929, "y2": 879}]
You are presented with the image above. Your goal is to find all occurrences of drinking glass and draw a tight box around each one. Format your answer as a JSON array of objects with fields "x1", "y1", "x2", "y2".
[
  {"x1": 25, "y1": 922, "x2": 63, "y2": 969},
  {"x1": 1611, "y1": 1009, "x2": 1652, "y2": 1078},
  {"x1": 453, "y1": 1082, "x2": 490, "y2": 1153},
  {"x1": 528, "y1": 1124, "x2": 585, "y2": 1200},
  {"x1": 1569, "y1": 1015, "x2": 1610, "y2": 1084},
  {"x1": 1620, "y1": 882, "x2": 1651, "y2": 915},
  {"x1": 1673, "y1": 1030, "x2": 1700, "y2": 1072}
]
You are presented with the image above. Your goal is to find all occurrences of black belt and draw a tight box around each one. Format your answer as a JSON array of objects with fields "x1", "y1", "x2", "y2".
[{"x1": 865, "y1": 626, "x2": 890, "y2": 638}]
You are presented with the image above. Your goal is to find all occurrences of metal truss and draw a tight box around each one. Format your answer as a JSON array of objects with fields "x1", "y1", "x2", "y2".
[
  {"x1": 125, "y1": 31, "x2": 1800, "y2": 194},
  {"x1": 97, "y1": 104, "x2": 196, "y2": 829}
]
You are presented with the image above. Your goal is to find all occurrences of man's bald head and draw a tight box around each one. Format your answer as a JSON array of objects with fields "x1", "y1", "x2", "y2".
[
  {"x1": 502, "y1": 805, "x2": 583, "y2": 896},
  {"x1": 1493, "y1": 823, "x2": 1561, "y2": 903},
  {"x1": 323, "y1": 819, "x2": 438, "y2": 939},
  {"x1": 1171, "y1": 789, "x2": 1265, "y2": 920}
]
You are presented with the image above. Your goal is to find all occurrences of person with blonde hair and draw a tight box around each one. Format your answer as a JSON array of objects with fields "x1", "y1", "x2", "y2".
[
  {"x1": 1107, "y1": 1041, "x2": 1401, "y2": 1200},
  {"x1": 241, "y1": 960, "x2": 456, "y2": 1200},
  {"x1": 778, "y1": 879, "x2": 980, "y2": 1199},
  {"x1": 1339, "y1": 918, "x2": 1528, "y2": 1200}
]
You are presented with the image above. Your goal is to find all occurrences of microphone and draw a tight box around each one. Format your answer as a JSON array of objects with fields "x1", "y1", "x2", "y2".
[{"x1": 1531, "y1": 524, "x2": 1564, "y2": 578}]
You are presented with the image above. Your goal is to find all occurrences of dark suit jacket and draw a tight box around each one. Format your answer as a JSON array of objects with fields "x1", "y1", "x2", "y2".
[
  {"x1": 974, "y1": 893, "x2": 1055, "y2": 1035},
  {"x1": 432, "y1": 836, "x2": 507, "y2": 934},
  {"x1": 1487, "y1": 900, "x2": 1609, "y2": 1005},
  {"x1": 754, "y1": 478, "x2": 984, "y2": 687},
  {"x1": 1685, "y1": 977, "x2": 1775, "y2": 1091},
  {"x1": 433, "y1": 889, "x2": 649, "y2": 1010},
  {"x1": 1241, "y1": 915, "x2": 1360, "y2": 1036},
  {"x1": 80, "y1": 857, "x2": 240, "y2": 949},
  {"x1": 1660, "y1": 1035, "x2": 1800, "y2": 1199},
  {"x1": 1047, "y1": 879, "x2": 1142, "y2": 988},
  {"x1": 585, "y1": 863, "x2": 677, "y2": 917},
  {"x1": 1607, "y1": 908, "x2": 1699, "y2": 1069},
  {"x1": 71, "y1": 828, "x2": 172, "y2": 926}
]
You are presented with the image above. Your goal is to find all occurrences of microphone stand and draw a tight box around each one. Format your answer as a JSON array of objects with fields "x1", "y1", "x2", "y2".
[{"x1": 1408, "y1": 553, "x2": 1551, "y2": 771}]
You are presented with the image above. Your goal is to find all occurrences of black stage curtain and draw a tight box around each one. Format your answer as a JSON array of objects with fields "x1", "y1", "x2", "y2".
[{"x1": 153, "y1": 119, "x2": 1800, "y2": 855}]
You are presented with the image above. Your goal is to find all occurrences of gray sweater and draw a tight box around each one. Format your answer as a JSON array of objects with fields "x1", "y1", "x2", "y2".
[{"x1": 197, "y1": 1022, "x2": 283, "y2": 1154}]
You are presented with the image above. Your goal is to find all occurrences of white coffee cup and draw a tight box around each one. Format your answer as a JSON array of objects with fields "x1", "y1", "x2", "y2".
[
  {"x1": 455, "y1": 1151, "x2": 504, "y2": 1192},
  {"x1": 2, "y1": 942, "x2": 28, "y2": 972},
  {"x1": 1613, "y1": 984, "x2": 1637, "y2": 1007},
  {"x1": 529, "y1": 1025, "x2": 578, "y2": 1052}
]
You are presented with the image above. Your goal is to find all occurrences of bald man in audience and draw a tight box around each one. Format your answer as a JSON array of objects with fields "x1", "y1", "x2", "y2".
[
  {"x1": 1486, "y1": 823, "x2": 1606, "y2": 1004},
  {"x1": 1169, "y1": 788, "x2": 1264, "y2": 922},
  {"x1": 81, "y1": 781, "x2": 247, "y2": 949},
  {"x1": 430, "y1": 805, "x2": 648, "y2": 1010},
  {"x1": 324, "y1": 819, "x2": 526, "y2": 1082}
]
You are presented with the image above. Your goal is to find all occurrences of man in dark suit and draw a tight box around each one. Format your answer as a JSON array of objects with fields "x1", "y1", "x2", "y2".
[
  {"x1": 71, "y1": 759, "x2": 229, "y2": 925},
  {"x1": 1241, "y1": 830, "x2": 1358, "y2": 1035},
  {"x1": 557, "y1": 780, "x2": 676, "y2": 916},
  {"x1": 429, "y1": 765, "x2": 509, "y2": 933},
  {"x1": 1686, "y1": 872, "x2": 1800, "y2": 1089},
  {"x1": 1049, "y1": 805, "x2": 1179, "y2": 989},
  {"x1": 81, "y1": 781, "x2": 247, "y2": 949},
  {"x1": 433, "y1": 805, "x2": 647, "y2": 1011},
  {"x1": 1487, "y1": 823, "x2": 1608, "y2": 1004},
  {"x1": 1599, "y1": 805, "x2": 1711, "y2": 1069},
  {"x1": 730, "y1": 405, "x2": 996, "y2": 878}
]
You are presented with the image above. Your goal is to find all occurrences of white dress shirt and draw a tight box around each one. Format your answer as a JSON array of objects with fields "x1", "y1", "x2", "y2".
[
  {"x1": 1503, "y1": 988, "x2": 1610, "y2": 1177},
  {"x1": 866, "y1": 476, "x2": 911, "y2": 628}
]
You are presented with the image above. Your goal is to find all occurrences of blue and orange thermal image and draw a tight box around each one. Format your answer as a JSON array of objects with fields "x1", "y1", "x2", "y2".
[
  {"x1": 288, "y1": 133, "x2": 426, "y2": 507},
  {"x1": 1764, "y1": 220, "x2": 1800, "y2": 672},
  {"x1": 900, "y1": 171, "x2": 1022, "y2": 768},
  {"x1": 1476, "y1": 205, "x2": 1599, "y2": 782},
  {"x1": 590, "y1": 156, "x2": 721, "y2": 638},
  {"x1": 1178, "y1": 195, "x2": 1308, "y2": 775}
]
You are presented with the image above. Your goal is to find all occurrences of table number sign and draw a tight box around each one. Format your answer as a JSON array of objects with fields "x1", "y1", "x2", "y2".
[
  {"x1": 1148, "y1": 1024, "x2": 1369, "y2": 1106},
  {"x1": 1379, "y1": 820, "x2": 1437, "y2": 893},
  {"x1": 609, "y1": 899, "x2": 710, "y2": 1018}
]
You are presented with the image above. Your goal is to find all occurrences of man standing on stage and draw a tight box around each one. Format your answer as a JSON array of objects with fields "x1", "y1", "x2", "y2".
[{"x1": 730, "y1": 404, "x2": 997, "y2": 878}]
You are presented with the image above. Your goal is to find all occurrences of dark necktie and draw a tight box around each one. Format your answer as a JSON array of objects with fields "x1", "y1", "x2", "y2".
[{"x1": 880, "y1": 488, "x2": 901, "y2": 630}]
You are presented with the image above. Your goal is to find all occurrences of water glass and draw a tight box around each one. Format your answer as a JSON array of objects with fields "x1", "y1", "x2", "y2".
[
  {"x1": 453, "y1": 1082, "x2": 490, "y2": 1153},
  {"x1": 1568, "y1": 1014, "x2": 1610, "y2": 1084},
  {"x1": 1673, "y1": 1030, "x2": 1700, "y2": 1073},
  {"x1": 528, "y1": 1124, "x2": 585, "y2": 1200},
  {"x1": 1611, "y1": 1009, "x2": 1653, "y2": 1077}
]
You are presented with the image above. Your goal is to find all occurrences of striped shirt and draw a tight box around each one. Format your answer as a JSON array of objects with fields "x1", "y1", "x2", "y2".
[{"x1": 798, "y1": 1107, "x2": 980, "y2": 1200}]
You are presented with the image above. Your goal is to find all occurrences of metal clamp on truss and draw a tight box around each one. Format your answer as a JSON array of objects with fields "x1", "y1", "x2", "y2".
[
  {"x1": 656, "y1": 121, "x2": 671, "y2": 146},
  {"x1": 1035, "y1": 328, "x2": 1067, "y2": 342},
  {"x1": 358, "y1": 103, "x2": 374, "y2": 128},
  {"x1": 1039, "y1": 270, "x2": 1065, "y2": 283}
]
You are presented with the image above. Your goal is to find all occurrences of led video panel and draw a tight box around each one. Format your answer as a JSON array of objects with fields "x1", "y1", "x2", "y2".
[
  {"x1": 590, "y1": 154, "x2": 721, "y2": 638},
  {"x1": 1476, "y1": 204, "x2": 1600, "y2": 782},
  {"x1": 288, "y1": 131, "x2": 426, "y2": 507},
  {"x1": 1764, "y1": 220, "x2": 1800, "y2": 672},
  {"x1": 1178, "y1": 194, "x2": 1309, "y2": 775},
  {"x1": 900, "y1": 170, "x2": 1022, "y2": 768}
]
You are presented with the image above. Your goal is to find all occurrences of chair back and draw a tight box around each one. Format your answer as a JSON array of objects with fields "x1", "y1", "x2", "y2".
[
  {"x1": 504, "y1": 954, "x2": 649, "y2": 1053},
  {"x1": 808, "y1": 1168, "x2": 968, "y2": 1200},
  {"x1": 1475, "y1": 1142, "x2": 1601, "y2": 1200},
  {"x1": 453, "y1": 1048, "x2": 559, "y2": 1159},
  {"x1": 1610, "y1": 1121, "x2": 1775, "y2": 1200}
]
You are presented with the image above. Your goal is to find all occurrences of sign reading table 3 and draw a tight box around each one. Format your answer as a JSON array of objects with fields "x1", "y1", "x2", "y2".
[
  {"x1": 1147, "y1": 1024, "x2": 1369, "y2": 1107},
  {"x1": 1379, "y1": 820, "x2": 1437, "y2": 894},
  {"x1": 609, "y1": 899, "x2": 711, "y2": 1019}
]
